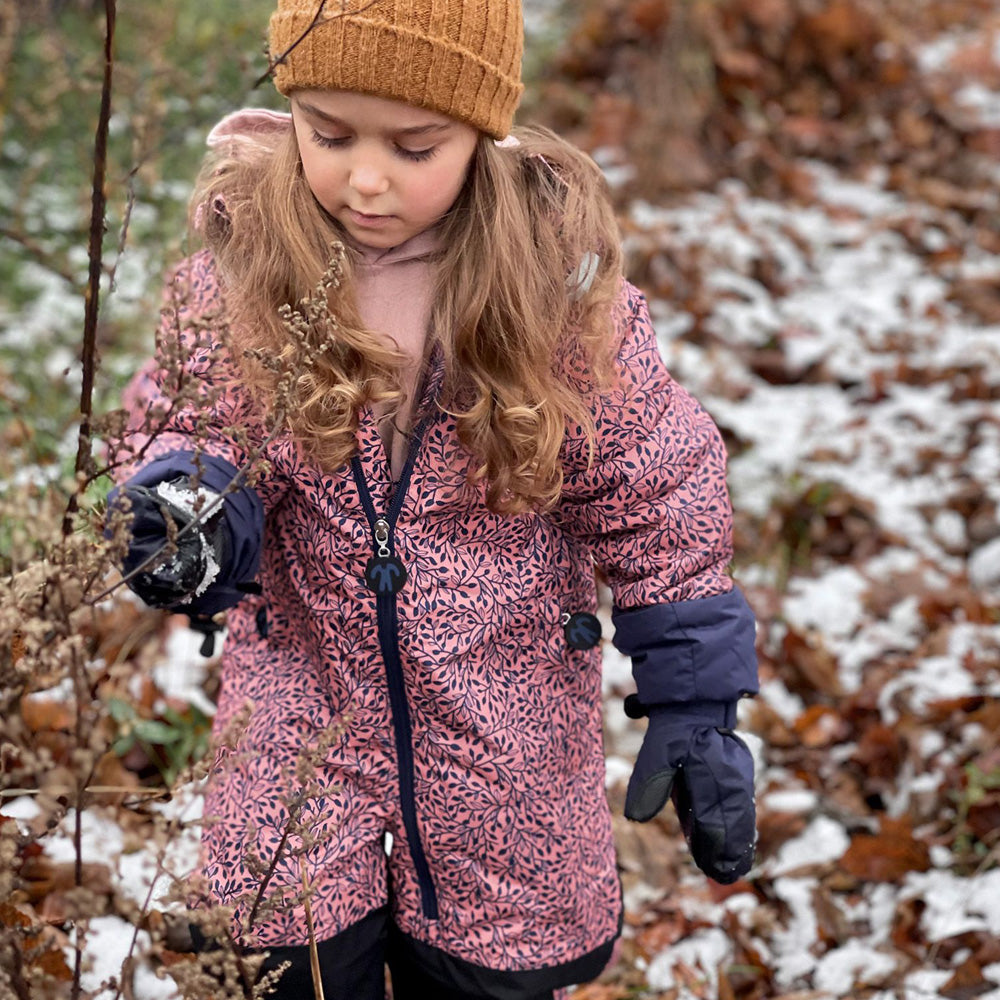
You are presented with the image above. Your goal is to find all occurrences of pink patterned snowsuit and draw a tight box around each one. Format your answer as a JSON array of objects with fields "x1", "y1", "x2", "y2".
[{"x1": 117, "y1": 245, "x2": 747, "y2": 993}]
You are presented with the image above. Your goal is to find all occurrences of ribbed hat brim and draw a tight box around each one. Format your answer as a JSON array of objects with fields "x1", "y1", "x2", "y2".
[{"x1": 269, "y1": 7, "x2": 523, "y2": 139}]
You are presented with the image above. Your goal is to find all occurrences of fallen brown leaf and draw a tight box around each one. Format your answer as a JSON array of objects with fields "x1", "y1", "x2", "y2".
[
  {"x1": 745, "y1": 698, "x2": 797, "y2": 748},
  {"x1": 781, "y1": 629, "x2": 844, "y2": 698},
  {"x1": 20, "y1": 694, "x2": 75, "y2": 733},
  {"x1": 890, "y1": 895, "x2": 926, "y2": 956},
  {"x1": 634, "y1": 910, "x2": 692, "y2": 960},
  {"x1": 612, "y1": 812, "x2": 683, "y2": 898},
  {"x1": 840, "y1": 817, "x2": 931, "y2": 882},
  {"x1": 755, "y1": 809, "x2": 808, "y2": 862},
  {"x1": 794, "y1": 705, "x2": 848, "y2": 748},
  {"x1": 941, "y1": 955, "x2": 992, "y2": 1000},
  {"x1": 11, "y1": 630, "x2": 25, "y2": 666},
  {"x1": 966, "y1": 790, "x2": 1000, "y2": 842},
  {"x1": 20, "y1": 854, "x2": 113, "y2": 905},
  {"x1": 0, "y1": 903, "x2": 74, "y2": 981},
  {"x1": 851, "y1": 723, "x2": 905, "y2": 786}
]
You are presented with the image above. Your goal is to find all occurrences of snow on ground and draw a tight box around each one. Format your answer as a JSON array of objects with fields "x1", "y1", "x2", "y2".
[
  {"x1": 9, "y1": 161, "x2": 997, "y2": 1000},
  {"x1": 6, "y1": 10, "x2": 1000, "y2": 999},
  {"x1": 2, "y1": 624, "x2": 206, "y2": 999},
  {"x1": 596, "y1": 32, "x2": 1000, "y2": 996}
]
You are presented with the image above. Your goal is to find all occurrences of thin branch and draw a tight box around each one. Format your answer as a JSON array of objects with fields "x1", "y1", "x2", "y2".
[
  {"x1": 0, "y1": 226, "x2": 80, "y2": 288},
  {"x1": 89, "y1": 395, "x2": 186, "y2": 488},
  {"x1": 1, "y1": 934, "x2": 33, "y2": 1000},
  {"x1": 71, "y1": 787, "x2": 85, "y2": 1000},
  {"x1": 107, "y1": 163, "x2": 139, "y2": 294},
  {"x1": 109, "y1": 815, "x2": 176, "y2": 1000},
  {"x1": 300, "y1": 858, "x2": 326, "y2": 1000},
  {"x1": 244, "y1": 821, "x2": 294, "y2": 933},
  {"x1": 66, "y1": 0, "x2": 118, "y2": 537},
  {"x1": 252, "y1": 0, "x2": 381, "y2": 88},
  {"x1": 254, "y1": 0, "x2": 330, "y2": 88},
  {"x1": 0, "y1": 786, "x2": 170, "y2": 799},
  {"x1": 70, "y1": 9, "x2": 117, "y2": 999}
]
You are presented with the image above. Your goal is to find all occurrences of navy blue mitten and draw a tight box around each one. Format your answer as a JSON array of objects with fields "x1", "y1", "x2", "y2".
[
  {"x1": 120, "y1": 479, "x2": 230, "y2": 610},
  {"x1": 109, "y1": 451, "x2": 265, "y2": 654},
  {"x1": 624, "y1": 697, "x2": 756, "y2": 884}
]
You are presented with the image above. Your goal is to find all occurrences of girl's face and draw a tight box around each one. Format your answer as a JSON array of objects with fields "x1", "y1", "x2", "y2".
[{"x1": 291, "y1": 89, "x2": 479, "y2": 250}]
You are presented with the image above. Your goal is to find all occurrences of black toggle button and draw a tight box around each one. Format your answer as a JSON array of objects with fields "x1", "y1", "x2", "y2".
[
  {"x1": 563, "y1": 611, "x2": 602, "y2": 650},
  {"x1": 623, "y1": 694, "x2": 648, "y2": 719}
]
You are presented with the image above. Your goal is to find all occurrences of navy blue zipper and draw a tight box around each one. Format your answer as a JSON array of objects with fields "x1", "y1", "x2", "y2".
[{"x1": 350, "y1": 417, "x2": 439, "y2": 920}]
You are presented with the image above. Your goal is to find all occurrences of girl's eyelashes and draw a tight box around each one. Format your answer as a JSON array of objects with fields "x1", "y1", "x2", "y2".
[
  {"x1": 309, "y1": 129, "x2": 438, "y2": 162},
  {"x1": 310, "y1": 129, "x2": 349, "y2": 150},
  {"x1": 396, "y1": 145, "x2": 438, "y2": 163}
]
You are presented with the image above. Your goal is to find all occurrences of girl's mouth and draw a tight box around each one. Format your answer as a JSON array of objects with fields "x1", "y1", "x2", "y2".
[{"x1": 348, "y1": 209, "x2": 394, "y2": 228}]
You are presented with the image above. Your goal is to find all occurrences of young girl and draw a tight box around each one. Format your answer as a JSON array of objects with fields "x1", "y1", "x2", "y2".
[{"x1": 113, "y1": 1, "x2": 759, "y2": 997}]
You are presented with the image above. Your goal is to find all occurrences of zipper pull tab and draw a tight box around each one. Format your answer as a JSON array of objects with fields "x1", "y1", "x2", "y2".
[
  {"x1": 364, "y1": 517, "x2": 407, "y2": 595},
  {"x1": 374, "y1": 518, "x2": 391, "y2": 558}
]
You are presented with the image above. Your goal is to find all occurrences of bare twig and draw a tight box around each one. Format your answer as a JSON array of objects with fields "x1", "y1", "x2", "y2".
[
  {"x1": 109, "y1": 813, "x2": 177, "y2": 1000},
  {"x1": 244, "y1": 821, "x2": 295, "y2": 933},
  {"x1": 92, "y1": 394, "x2": 185, "y2": 487},
  {"x1": 300, "y1": 858, "x2": 326, "y2": 1000},
  {"x1": 107, "y1": 163, "x2": 138, "y2": 294},
  {"x1": 1, "y1": 937, "x2": 33, "y2": 1000},
  {"x1": 244, "y1": 721, "x2": 347, "y2": 934},
  {"x1": 253, "y1": 0, "x2": 381, "y2": 88},
  {"x1": 66, "y1": 0, "x2": 118, "y2": 537},
  {"x1": 68, "y1": 9, "x2": 118, "y2": 999},
  {"x1": 0, "y1": 226, "x2": 80, "y2": 288},
  {"x1": 0, "y1": 785, "x2": 170, "y2": 799}
]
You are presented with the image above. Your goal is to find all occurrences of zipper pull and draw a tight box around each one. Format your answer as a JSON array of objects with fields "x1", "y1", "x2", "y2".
[{"x1": 364, "y1": 517, "x2": 407, "y2": 595}]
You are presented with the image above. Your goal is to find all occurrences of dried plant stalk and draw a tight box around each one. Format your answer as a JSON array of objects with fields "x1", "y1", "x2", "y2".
[{"x1": 300, "y1": 858, "x2": 326, "y2": 1000}]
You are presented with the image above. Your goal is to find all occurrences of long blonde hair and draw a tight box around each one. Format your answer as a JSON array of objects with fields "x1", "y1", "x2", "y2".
[{"x1": 192, "y1": 121, "x2": 623, "y2": 513}]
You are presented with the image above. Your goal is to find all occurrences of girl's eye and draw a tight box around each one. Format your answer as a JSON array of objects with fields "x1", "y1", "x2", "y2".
[
  {"x1": 395, "y1": 146, "x2": 437, "y2": 163},
  {"x1": 309, "y1": 129, "x2": 437, "y2": 162},
  {"x1": 311, "y1": 129, "x2": 349, "y2": 149}
]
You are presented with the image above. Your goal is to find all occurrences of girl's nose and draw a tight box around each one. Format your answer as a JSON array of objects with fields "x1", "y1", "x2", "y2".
[{"x1": 349, "y1": 162, "x2": 390, "y2": 197}]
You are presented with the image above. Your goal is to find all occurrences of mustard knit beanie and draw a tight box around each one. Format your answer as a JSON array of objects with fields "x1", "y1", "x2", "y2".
[{"x1": 268, "y1": 0, "x2": 524, "y2": 140}]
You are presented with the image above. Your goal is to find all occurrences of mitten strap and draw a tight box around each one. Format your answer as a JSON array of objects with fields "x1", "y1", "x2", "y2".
[{"x1": 646, "y1": 699, "x2": 738, "y2": 730}]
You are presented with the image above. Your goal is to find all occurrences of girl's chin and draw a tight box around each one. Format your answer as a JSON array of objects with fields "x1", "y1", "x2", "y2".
[{"x1": 338, "y1": 214, "x2": 412, "y2": 249}]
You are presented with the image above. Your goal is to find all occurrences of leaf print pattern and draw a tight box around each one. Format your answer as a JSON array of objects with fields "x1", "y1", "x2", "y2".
[{"x1": 116, "y1": 254, "x2": 737, "y2": 976}]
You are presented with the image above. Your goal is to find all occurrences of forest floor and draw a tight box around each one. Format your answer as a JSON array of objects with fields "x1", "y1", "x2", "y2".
[
  {"x1": 591, "y1": 6, "x2": 1000, "y2": 997},
  {"x1": 2, "y1": 1, "x2": 1000, "y2": 998}
]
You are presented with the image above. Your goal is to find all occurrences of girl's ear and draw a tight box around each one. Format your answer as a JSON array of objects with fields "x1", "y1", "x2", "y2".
[{"x1": 193, "y1": 195, "x2": 231, "y2": 236}]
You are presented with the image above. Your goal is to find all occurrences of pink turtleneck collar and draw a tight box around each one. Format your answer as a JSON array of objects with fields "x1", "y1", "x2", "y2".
[{"x1": 344, "y1": 226, "x2": 442, "y2": 267}]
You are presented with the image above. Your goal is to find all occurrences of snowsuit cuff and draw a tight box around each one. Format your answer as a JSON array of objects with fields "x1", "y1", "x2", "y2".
[{"x1": 612, "y1": 589, "x2": 759, "y2": 706}]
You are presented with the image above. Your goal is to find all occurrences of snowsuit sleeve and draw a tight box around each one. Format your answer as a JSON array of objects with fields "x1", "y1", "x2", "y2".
[
  {"x1": 556, "y1": 281, "x2": 758, "y2": 705},
  {"x1": 109, "y1": 249, "x2": 286, "y2": 614}
]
